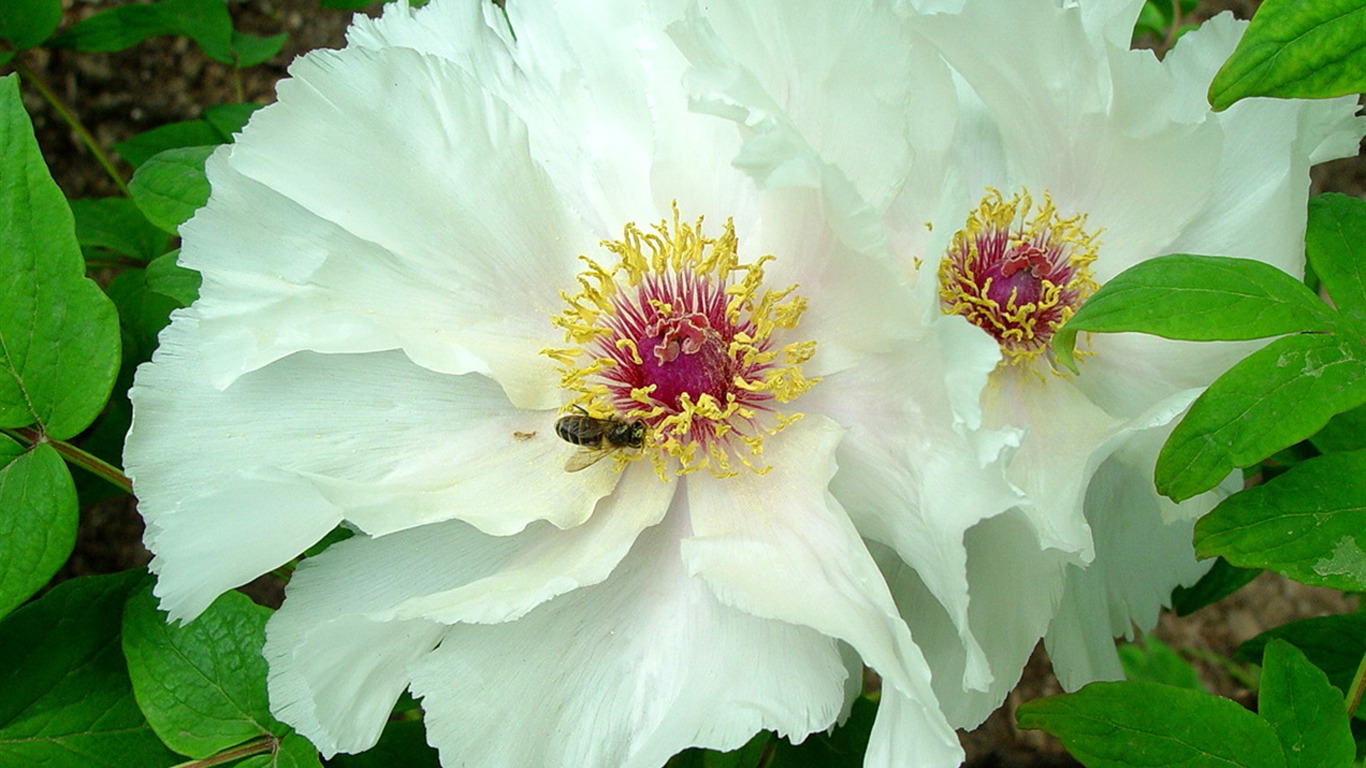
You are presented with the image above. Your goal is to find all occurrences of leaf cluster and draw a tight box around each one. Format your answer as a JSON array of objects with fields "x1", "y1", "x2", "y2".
[{"x1": 1029, "y1": 2, "x2": 1366, "y2": 765}]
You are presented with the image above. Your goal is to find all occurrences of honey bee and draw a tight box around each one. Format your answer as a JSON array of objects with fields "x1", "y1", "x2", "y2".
[{"x1": 555, "y1": 407, "x2": 647, "y2": 472}]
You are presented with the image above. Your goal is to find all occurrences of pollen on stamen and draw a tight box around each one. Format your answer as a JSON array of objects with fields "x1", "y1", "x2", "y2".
[
  {"x1": 544, "y1": 208, "x2": 818, "y2": 480},
  {"x1": 938, "y1": 188, "x2": 1100, "y2": 367}
]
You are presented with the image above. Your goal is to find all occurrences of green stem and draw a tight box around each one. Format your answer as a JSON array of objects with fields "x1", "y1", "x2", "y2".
[
  {"x1": 1345, "y1": 646, "x2": 1366, "y2": 719},
  {"x1": 11, "y1": 57, "x2": 132, "y2": 198},
  {"x1": 171, "y1": 736, "x2": 278, "y2": 768},
  {"x1": 3, "y1": 426, "x2": 132, "y2": 494},
  {"x1": 1182, "y1": 646, "x2": 1261, "y2": 691}
]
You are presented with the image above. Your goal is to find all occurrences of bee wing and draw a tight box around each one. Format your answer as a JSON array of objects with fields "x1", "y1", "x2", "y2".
[{"x1": 564, "y1": 447, "x2": 609, "y2": 473}]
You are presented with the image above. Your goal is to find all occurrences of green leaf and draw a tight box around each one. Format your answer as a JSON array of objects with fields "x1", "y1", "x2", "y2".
[
  {"x1": 1171, "y1": 557, "x2": 1261, "y2": 616},
  {"x1": 114, "y1": 120, "x2": 224, "y2": 169},
  {"x1": 1311, "y1": 402, "x2": 1366, "y2": 453},
  {"x1": 1258, "y1": 640, "x2": 1355, "y2": 768},
  {"x1": 1156, "y1": 333, "x2": 1366, "y2": 501},
  {"x1": 327, "y1": 721, "x2": 439, "y2": 768},
  {"x1": 232, "y1": 30, "x2": 287, "y2": 68},
  {"x1": 123, "y1": 585, "x2": 282, "y2": 758},
  {"x1": 0, "y1": 74, "x2": 121, "y2": 440},
  {"x1": 1194, "y1": 450, "x2": 1366, "y2": 591},
  {"x1": 1052, "y1": 255, "x2": 1336, "y2": 372},
  {"x1": 301, "y1": 525, "x2": 355, "y2": 560},
  {"x1": 1307, "y1": 194, "x2": 1366, "y2": 332},
  {"x1": 241, "y1": 732, "x2": 323, "y2": 768},
  {"x1": 69, "y1": 197, "x2": 168, "y2": 262},
  {"x1": 202, "y1": 102, "x2": 263, "y2": 138},
  {"x1": 145, "y1": 249, "x2": 200, "y2": 306},
  {"x1": 1208, "y1": 0, "x2": 1366, "y2": 110},
  {"x1": 0, "y1": 571, "x2": 179, "y2": 768},
  {"x1": 114, "y1": 102, "x2": 260, "y2": 171},
  {"x1": 106, "y1": 268, "x2": 181, "y2": 363},
  {"x1": 0, "y1": 440, "x2": 77, "y2": 620},
  {"x1": 1117, "y1": 637, "x2": 1204, "y2": 691},
  {"x1": 0, "y1": 0, "x2": 62, "y2": 50},
  {"x1": 1238, "y1": 614, "x2": 1366, "y2": 698},
  {"x1": 48, "y1": 0, "x2": 234, "y2": 63},
  {"x1": 128, "y1": 145, "x2": 215, "y2": 233},
  {"x1": 1017, "y1": 681, "x2": 1285, "y2": 768}
]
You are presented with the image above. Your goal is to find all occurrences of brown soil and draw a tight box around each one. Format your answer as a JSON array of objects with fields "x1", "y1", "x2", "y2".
[{"x1": 12, "y1": 1, "x2": 1362, "y2": 766}]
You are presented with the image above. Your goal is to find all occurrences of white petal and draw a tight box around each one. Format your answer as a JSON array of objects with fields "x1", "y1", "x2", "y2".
[
  {"x1": 669, "y1": 0, "x2": 953, "y2": 214},
  {"x1": 384, "y1": 461, "x2": 675, "y2": 624},
  {"x1": 666, "y1": 4, "x2": 921, "y2": 257},
  {"x1": 1044, "y1": 429, "x2": 1217, "y2": 689},
  {"x1": 411, "y1": 506, "x2": 849, "y2": 768},
  {"x1": 1162, "y1": 15, "x2": 1364, "y2": 275},
  {"x1": 264, "y1": 465, "x2": 670, "y2": 756},
  {"x1": 750, "y1": 187, "x2": 921, "y2": 375},
  {"x1": 914, "y1": 0, "x2": 1224, "y2": 276},
  {"x1": 987, "y1": 371, "x2": 1111, "y2": 559},
  {"x1": 1074, "y1": 0, "x2": 1147, "y2": 49},
  {"x1": 144, "y1": 474, "x2": 341, "y2": 622},
  {"x1": 1076, "y1": 333, "x2": 1255, "y2": 420},
  {"x1": 183, "y1": 44, "x2": 592, "y2": 407},
  {"x1": 127, "y1": 318, "x2": 622, "y2": 617},
  {"x1": 807, "y1": 330, "x2": 1021, "y2": 695},
  {"x1": 867, "y1": 685, "x2": 971, "y2": 768},
  {"x1": 267, "y1": 614, "x2": 444, "y2": 758},
  {"x1": 874, "y1": 513, "x2": 1066, "y2": 730},
  {"x1": 681, "y1": 416, "x2": 962, "y2": 763}
]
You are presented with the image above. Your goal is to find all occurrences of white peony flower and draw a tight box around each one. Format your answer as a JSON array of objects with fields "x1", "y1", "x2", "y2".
[
  {"x1": 872, "y1": 0, "x2": 1365, "y2": 726},
  {"x1": 122, "y1": 0, "x2": 992, "y2": 765}
]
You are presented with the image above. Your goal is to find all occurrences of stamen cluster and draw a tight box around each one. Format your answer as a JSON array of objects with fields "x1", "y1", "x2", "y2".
[
  {"x1": 939, "y1": 189, "x2": 1100, "y2": 365},
  {"x1": 546, "y1": 211, "x2": 816, "y2": 478}
]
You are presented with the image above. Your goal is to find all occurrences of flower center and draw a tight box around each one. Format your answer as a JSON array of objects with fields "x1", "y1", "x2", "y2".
[
  {"x1": 546, "y1": 210, "x2": 817, "y2": 479},
  {"x1": 938, "y1": 189, "x2": 1100, "y2": 365}
]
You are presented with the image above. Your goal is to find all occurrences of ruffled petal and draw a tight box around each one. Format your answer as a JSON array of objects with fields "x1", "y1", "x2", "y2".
[
  {"x1": 142, "y1": 474, "x2": 341, "y2": 623},
  {"x1": 264, "y1": 463, "x2": 671, "y2": 755},
  {"x1": 410, "y1": 504, "x2": 849, "y2": 768},
  {"x1": 1162, "y1": 15, "x2": 1364, "y2": 275},
  {"x1": 681, "y1": 416, "x2": 963, "y2": 765},
  {"x1": 668, "y1": 0, "x2": 952, "y2": 214},
  {"x1": 875, "y1": 510, "x2": 1068, "y2": 730},
  {"x1": 267, "y1": 614, "x2": 444, "y2": 757},
  {"x1": 383, "y1": 461, "x2": 675, "y2": 624},
  {"x1": 747, "y1": 187, "x2": 921, "y2": 376},
  {"x1": 183, "y1": 44, "x2": 594, "y2": 407},
  {"x1": 127, "y1": 317, "x2": 625, "y2": 618},
  {"x1": 1076, "y1": 333, "x2": 1258, "y2": 420},
  {"x1": 805, "y1": 321, "x2": 1023, "y2": 696},
  {"x1": 913, "y1": 0, "x2": 1223, "y2": 277},
  {"x1": 1044, "y1": 428, "x2": 1224, "y2": 689},
  {"x1": 666, "y1": 1, "x2": 956, "y2": 258}
]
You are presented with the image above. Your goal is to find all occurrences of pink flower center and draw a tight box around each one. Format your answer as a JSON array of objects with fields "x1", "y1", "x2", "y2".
[
  {"x1": 548, "y1": 212, "x2": 816, "y2": 478},
  {"x1": 939, "y1": 189, "x2": 1099, "y2": 365}
]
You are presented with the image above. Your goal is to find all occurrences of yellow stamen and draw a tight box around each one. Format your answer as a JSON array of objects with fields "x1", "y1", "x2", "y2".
[{"x1": 543, "y1": 205, "x2": 818, "y2": 480}]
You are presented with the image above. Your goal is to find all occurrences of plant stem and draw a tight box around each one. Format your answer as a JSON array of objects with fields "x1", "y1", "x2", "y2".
[
  {"x1": 1346, "y1": 646, "x2": 1366, "y2": 719},
  {"x1": 171, "y1": 736, "x2": 278, "y2": 768},
  {"x1": 2, "y1": 426, "x2": 132, "y2": 494},
  {"x1": 11, "y1": 56, "x2": 132, "y2": 198},
  {"x1": 85, "y1": 254, "x2": 148, "y2": 271}
]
